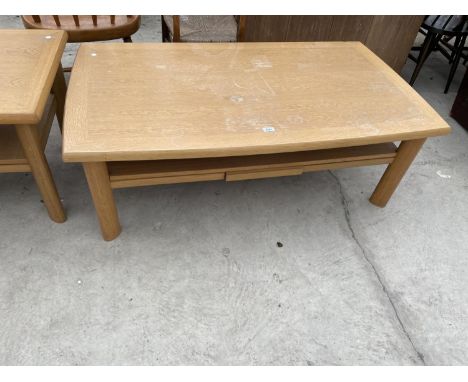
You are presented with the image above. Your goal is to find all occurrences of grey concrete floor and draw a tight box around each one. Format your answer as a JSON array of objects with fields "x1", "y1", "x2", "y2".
[{"x1": 1, "y1": 16, "x2": 468, "y2": 365}]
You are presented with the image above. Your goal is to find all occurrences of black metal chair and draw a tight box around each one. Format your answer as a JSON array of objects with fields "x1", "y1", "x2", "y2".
[{"x1": 409, "y1": 15, "x2": 468, "y2": 93}]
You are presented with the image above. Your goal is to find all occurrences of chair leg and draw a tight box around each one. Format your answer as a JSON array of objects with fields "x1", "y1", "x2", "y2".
[
  {"x1": 449, "y1": 35, "x2": 460, "y2": 64},
  {"x1": 444, "y1": 35, "x2": 467, "y2": 93},
  {"x1": 410, "y1": 31, "x2": 440, "y2": 86},
  {"x1": 161, "y1": 16, "x2": 169, "y2": 42},
  {"x1": 123, "y1": 36, "x2": 132, "y2": 43}
]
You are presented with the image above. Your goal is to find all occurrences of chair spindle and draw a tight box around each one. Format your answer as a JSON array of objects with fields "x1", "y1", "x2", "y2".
[{"x1": 52, "y1": 15, "x2": 61, "y2": 26}]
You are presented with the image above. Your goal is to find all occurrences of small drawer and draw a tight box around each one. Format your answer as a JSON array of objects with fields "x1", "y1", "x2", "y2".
[
  {"x1": 225, "y1": 167, "x2": 303, "y2": 182},
  {"x1": 111, "y1": 172, "x2": 225, "y2": 189}
]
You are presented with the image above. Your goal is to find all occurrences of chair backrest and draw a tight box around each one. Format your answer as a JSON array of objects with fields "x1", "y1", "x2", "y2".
[
  {"x1": 424, "y1": 15, "x2": 468, "y2": 34},
  {"x1": 22, "y1": 16, "x2": 141, "y2": 43},
  {"x1": 29, "y1": 15, "x2": 129, "y2": 27}
]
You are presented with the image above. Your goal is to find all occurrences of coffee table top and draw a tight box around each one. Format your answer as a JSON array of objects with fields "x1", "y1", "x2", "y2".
[
  {"x1": 63, "y1": 42, "x2": 450, "y2": 162},
  {"x1": 0, "y1": 29, "x2": 67, "y2": 125}
]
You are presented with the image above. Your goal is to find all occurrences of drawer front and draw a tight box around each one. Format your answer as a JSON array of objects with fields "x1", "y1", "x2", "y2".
[
  {"x1": 111, "y1": 172, "x2": 225, "y2": 189},
  {"x1": 225, "y1": 167, "x2": 303, "y2": 182}
]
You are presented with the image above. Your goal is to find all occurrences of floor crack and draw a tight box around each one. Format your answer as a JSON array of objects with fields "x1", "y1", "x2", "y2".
[{"x1": 328, "y1": 171, "x2": 426, "y2": 365}]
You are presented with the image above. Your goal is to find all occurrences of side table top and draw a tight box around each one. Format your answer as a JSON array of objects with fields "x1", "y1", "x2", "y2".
[
  {"x1": 63, "y1": 41, "x2": 450, "y2": 162},
  {"x1": 0, "y1": 29, "x2": 67, "y2": 125}
]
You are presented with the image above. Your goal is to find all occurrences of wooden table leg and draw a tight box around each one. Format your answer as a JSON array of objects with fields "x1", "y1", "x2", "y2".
[
  {"x1": 370, "y1": 138, "x2": 426, "y2": 207},
  {"x1": 83, "y1": 162, "x2": 121, "y2": 241},
  {"x1": 15, "y1": 124, "x2": 66, "y2": 223},
  {"x1": 51, "y1": 63, "x2": 66, "y2": 132}
]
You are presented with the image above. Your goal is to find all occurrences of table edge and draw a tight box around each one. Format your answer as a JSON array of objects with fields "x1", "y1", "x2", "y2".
[{"x1": 63, "y1": 127, "x2": 451, "y2": 163}]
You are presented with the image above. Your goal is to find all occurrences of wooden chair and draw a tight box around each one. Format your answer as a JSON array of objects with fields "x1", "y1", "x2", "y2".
[
  {"x1": 409, "y1": 15, "x2": 468, "y2": 93},
  {"x1": 162, "y1": 16, "x2": 246, "y2": 42},
  {"x1": 22, "y1": 15, "x2": 141, "y2": 43}
]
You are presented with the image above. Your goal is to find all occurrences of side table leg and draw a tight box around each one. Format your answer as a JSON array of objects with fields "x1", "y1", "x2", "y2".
[
  {"x1": 370, "y1": 138, "x2": 426, "y2": 207},
  {"x1": 83, "y1": 162, "x2": 121, "y2": 241},
  {"x1": 16, "y1": 124, "x2": 66, "y2": 223}
]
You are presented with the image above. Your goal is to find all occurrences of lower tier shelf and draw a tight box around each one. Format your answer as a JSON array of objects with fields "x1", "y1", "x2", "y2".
[{"x1": 107, "y1": 142, "x2": 397, "y2": 189}]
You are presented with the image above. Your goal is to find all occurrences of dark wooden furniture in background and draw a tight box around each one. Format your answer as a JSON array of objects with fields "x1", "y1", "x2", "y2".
[
  {"x1": 162, "y1": 16, "x2": 246, "y2": 42},
  {"x1": 409, "y1": 16, "x2": 468, "y2": 93},
  {"x1": 22, "y1": 15, "x2": 141, "y2": 43},
  {"x1": 242, "y1": 16, "x2": 424, "y2": 73},
  {"x1": 451, "y1": 68, "x2": 468, "y2": 130}
]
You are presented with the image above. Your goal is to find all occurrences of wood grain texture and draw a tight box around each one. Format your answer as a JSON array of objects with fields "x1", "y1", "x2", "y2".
[
  {"x1": 0, "y1": 29, "x2": 67, "y2": 124},
  {"x1": 329, "y1": 16, "x2": 373, "y2": 42},
  {"x1": 243, "y1": 16, "x2": 291, "y2": 41},
  {"x1": 242, "y1": 16, "x2": 423, "y2": 72},
  {"x1": 365, "y1": 16, "x2": 424, "y2": 73},
  {"x1": 64, "y1": 42, "x2": 449, "y2": 163},
  {"x1": 285, "y1": 16, "x2": 335, "y2": 41}
]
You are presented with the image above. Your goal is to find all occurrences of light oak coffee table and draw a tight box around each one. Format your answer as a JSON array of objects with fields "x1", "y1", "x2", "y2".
[
  {"x1": 1, "y1": 29, "x2": 67, "y2": 223},
  {"x1": 63, "y1": 42, "x2": 450, "y2": 240}
]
